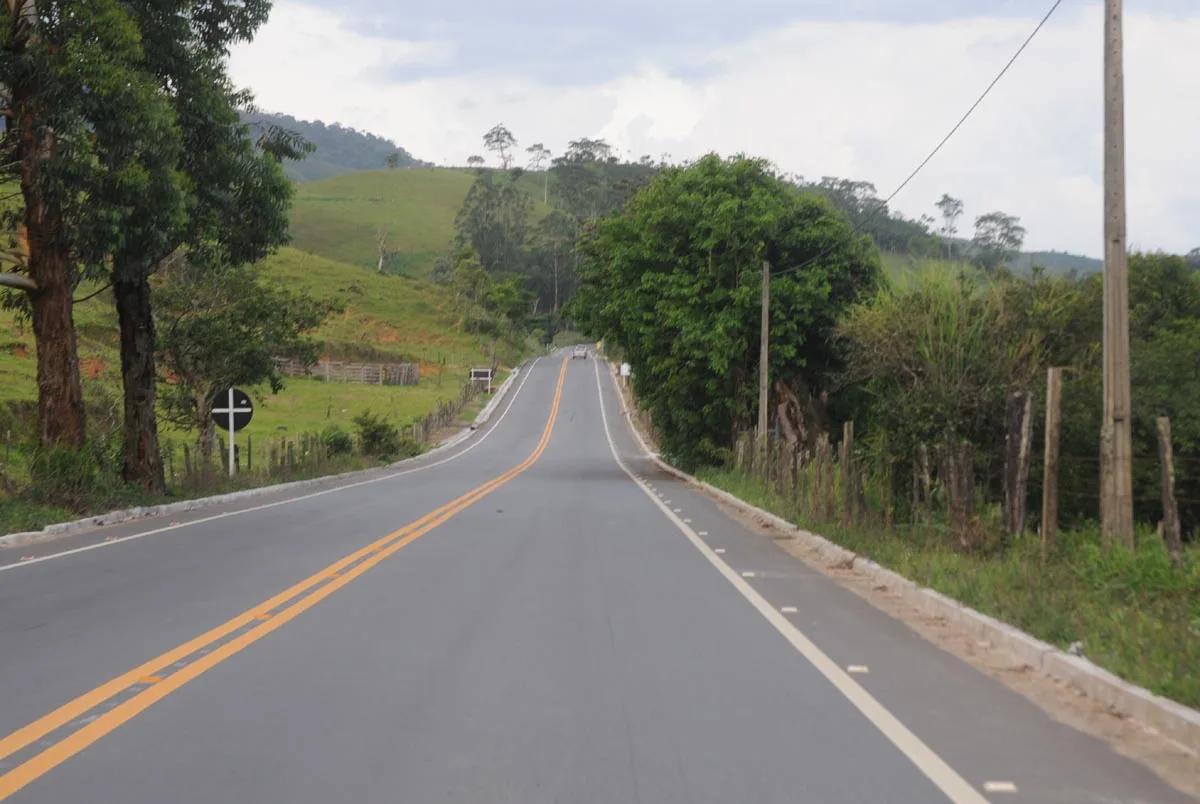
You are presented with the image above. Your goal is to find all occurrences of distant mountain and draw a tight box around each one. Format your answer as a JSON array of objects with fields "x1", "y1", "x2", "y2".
[
  {"x1": 939, "y1": 237, "x2": 1102, "y2": 276},
  {"x1": 244, "y1": 112, "x2": 432, "y2": 182},
  {"x1": 1012, "y1": 250, "x2": 1102, "y2": 275}
]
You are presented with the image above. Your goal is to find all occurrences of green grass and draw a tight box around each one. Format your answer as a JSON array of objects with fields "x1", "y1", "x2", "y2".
[
  {"x1": 697, "y1": 465, "x2": 1200, "y2": 709},
  {"x1": 289, "y1": 167, "x2": 552, "y2": 277},
  {"x1": 880, "y1": 252, "x2": 981, "y2": 288},
  {"x1": 260, "y1": 247, "x2": 490, "y2": 365}
]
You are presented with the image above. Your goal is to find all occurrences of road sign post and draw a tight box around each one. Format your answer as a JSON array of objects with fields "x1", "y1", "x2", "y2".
[{"x1": 212, "y1": 387, "x2": 254, "y2": 477}]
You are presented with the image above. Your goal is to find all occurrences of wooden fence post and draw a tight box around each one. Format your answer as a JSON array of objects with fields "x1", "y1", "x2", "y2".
[
  {"x1": 1003, "y1": 390, "x2": 1034, "y2": 537},
  {"x1": 946, "y1": 439, "x2": 975, "y2": 549},
  {"x1": 840, "y1": 422, "x2": 854, "y2": 524},
  {"x1": 1156, "y1": 416, "x2": 1184, "y2": 566},
  {"x1": 1041, "y1": 368, "x2": 1063, "y2": 553}
]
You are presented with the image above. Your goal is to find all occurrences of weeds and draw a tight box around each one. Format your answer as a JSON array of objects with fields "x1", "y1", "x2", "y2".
[{"x1": 698, "y1": 465, "x2": 1200, "y2": 708}]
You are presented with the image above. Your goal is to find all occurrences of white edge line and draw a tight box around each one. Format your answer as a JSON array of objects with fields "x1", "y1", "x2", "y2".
[
  {"x1": 592, "y1": 357, "x2": 989, "y2": 804},
  {"x1": 0, "y1": 357, "x2": 544, "y2": 574}
]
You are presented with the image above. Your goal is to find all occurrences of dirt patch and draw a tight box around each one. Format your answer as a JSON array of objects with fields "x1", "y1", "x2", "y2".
[
  {"x1": 82, "y1": 357, "x2": 106, "y2": 379},
  {"x1": 704, "y1": 488, "x2": 1200, "y2": 799}
]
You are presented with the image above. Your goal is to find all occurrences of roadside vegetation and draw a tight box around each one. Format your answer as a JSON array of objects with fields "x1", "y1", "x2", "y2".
[{"x1": 570, "y1": 153, "x2": 1200, "y2": 707}]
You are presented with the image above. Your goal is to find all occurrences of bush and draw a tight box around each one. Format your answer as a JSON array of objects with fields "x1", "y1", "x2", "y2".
[
  {"x1": 321, "y1": 425, "x2": 354, "y2": 456},
  {"x1": 352, "y1": 410, "x2": 403, "y2": 460}
]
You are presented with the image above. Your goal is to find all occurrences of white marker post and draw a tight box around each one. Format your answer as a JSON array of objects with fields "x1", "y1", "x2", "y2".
[{"x1": 227, "y1": 388, "x2": 235, "y2": 477}]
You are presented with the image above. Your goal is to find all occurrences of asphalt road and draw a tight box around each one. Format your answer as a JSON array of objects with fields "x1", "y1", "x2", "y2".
[{"x1": 0, "y1": 352, "x2": 1192, "y2": 803}]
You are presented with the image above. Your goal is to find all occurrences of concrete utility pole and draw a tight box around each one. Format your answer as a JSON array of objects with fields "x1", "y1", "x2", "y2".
[
  {"x1": 1102, "y1": 0, "x2": 1134, "y2": 547},
  {"x1": 758, "y1": 261, "x2": 770, "y2": 448}
]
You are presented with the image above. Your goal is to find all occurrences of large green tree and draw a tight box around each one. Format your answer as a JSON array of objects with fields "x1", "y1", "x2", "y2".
[
  {"x1": 111, "y1": 0, "x2": 298, "y2": 492},
  {"x1": 570, "y1": 154, "x2": 880, "y2": 469},
  {"x1": 0, "y1": 0, "x2": 181, "y2": 448}
]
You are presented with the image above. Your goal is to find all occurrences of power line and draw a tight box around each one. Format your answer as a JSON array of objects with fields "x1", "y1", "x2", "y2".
[{"x1": 773, "y1": 0, "x2": 1065, "y2": 280}]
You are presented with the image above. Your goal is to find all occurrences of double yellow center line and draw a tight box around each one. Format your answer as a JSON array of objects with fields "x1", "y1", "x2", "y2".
[{"x1": 0, "y1": 358, "x2": 569, "y2": 801}]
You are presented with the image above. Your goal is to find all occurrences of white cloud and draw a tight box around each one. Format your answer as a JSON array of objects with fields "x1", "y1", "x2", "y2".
[{"x1": 228, "y1": 2, "x2": 1200, "y2": 256}]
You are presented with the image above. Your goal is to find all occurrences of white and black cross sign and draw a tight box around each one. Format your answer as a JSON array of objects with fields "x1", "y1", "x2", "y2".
[
  {"x1": 212, "y1": 388, "x2": 254, "y2": 432},
  {"x1": 213, "y1": 388, "x2": 253, "y2": 477}
]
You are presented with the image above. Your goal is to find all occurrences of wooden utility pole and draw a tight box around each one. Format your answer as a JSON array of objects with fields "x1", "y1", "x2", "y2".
[
  {"x1": 758, "y1": 260, "x2": 770, "y2": 448},
  {"x1": 1102, "y1": 0, "x2": 1134, "y2": 548}
]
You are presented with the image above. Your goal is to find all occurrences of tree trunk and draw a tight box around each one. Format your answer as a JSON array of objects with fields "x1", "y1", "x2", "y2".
[
  {"x1": 28, "y1": 249, "x2": 86, "y2": 447},
  {"x1": 17, "y1": 73, "x2": 86, "y2": 448},
  {"x1": 552, "y1": 254, "x2": 559, "y2": 313},
  {"x1": 114, "y1": 273, "x2": 165, "y2": 493},
  {"x1": 196, "y1": 393, "x2": 216, "y2": 462}
]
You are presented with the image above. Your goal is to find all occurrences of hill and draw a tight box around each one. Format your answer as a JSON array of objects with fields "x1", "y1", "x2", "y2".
[
  {"x1": 289, "y1": 167, "x2": 553, "y2": 277},
  {"x1": 0, "y1": 248, "x2": 500, "y2": 462},
  {"x1": 245, "y1": 112, "x2": 432, "y2": 183},
  {"x1": 1013, "y1": 250, "x2": 1102, "y2": 275}
]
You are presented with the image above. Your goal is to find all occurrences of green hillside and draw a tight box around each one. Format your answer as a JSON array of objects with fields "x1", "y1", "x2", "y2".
[
  {"x1": 289, "y1": 167, "x2": 551, "y2": 278},
  {"x1": 0, "y1": 248, "x2": 500, "y2": 461}
]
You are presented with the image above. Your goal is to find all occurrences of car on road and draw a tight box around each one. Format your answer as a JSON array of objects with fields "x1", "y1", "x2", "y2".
[{"x1": 572, "y1": 345, "x2": 588, "y2": 359}]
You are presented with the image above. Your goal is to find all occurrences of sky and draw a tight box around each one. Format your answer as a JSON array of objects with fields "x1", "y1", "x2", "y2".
[{"x1": 226, "y1": 0, "x2": 1199, "y2": 257}]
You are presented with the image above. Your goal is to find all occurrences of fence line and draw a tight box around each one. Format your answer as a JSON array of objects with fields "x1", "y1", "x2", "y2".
[{"x1": 275, "y1": 358, "x2": 419, "y2": 386}]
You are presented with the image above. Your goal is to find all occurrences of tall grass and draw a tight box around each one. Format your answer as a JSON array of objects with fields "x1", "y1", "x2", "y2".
[{"x1": 697, "y1": 458, "x2": 1200, "y2": 708}]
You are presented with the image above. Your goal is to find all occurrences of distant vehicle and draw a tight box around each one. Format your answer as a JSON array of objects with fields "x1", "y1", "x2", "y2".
[{"x1": 572, "y1": 345, "x2": 588, "y2": 359}]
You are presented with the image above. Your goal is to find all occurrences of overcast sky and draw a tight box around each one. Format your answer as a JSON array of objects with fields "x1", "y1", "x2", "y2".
[{"x1": 227, "y1": 0, "x2": 1198, "y2": 257}]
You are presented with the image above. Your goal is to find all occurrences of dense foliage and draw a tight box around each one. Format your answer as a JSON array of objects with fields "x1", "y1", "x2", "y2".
[
  {"x1": 570, "y1": 154, "x2": 880, "y2": 469},
  {"x1": 154, "y1": 259, "x2": 337, "y2": 458}
]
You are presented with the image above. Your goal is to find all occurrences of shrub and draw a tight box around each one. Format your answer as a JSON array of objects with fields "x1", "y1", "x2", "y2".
[
  {"x1": 321, "y1": 425, "x2": 354, "y2": 456},
  {"x1": 352, "y1": 410, "x2": 402, "y2": 460},
  {"x1": 26, "y1": 444, "x2": 106, "y2": 510}
]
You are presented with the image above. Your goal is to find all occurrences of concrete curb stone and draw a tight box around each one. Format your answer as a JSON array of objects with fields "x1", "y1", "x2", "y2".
[{"x1": 1, "y1": 363, "x2": 525, "y2": 549}]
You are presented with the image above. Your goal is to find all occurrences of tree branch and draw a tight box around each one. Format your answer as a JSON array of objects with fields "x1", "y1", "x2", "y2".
[
  {"x1": 0, "y1": 272, "x2": 36, "y2": 292},
  {"x1": 73, "y1": 282, "x2": 112, "y2": 304}
]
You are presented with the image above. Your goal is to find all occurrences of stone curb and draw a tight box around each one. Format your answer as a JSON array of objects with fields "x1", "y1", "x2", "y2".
[
  {"x1": 606, "y1": 361, "x2": 1200, "y2": 753},
  {"x1": 1, "y1": 364, "x2": 525, "y2": 550}
]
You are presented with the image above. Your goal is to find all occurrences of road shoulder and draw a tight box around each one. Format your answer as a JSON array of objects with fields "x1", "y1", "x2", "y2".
[{"x1": 603, "y1": 358, "x2": 1200, "y2": 799}]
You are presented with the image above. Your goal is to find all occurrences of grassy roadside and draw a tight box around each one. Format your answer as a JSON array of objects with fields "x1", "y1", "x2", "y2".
[
  {"x1": 0, "y1": 452, "x2": 380, "y2": 537},
  {"x1": 0, "y1": 369, "x2": 515, "y2": 538},
  {"x1": 695, "y1": 466, "x2": 1200, "y2": 709}
]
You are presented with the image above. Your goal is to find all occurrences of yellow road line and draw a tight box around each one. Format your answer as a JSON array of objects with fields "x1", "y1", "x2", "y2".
[{"x1": 0, "y1": 358, "x2": 568, "y2": 801}]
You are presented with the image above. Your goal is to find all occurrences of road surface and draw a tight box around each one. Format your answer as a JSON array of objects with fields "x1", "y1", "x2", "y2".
[{"x1": 0, "y1": 353, "x2": 1192, "y2": 803}]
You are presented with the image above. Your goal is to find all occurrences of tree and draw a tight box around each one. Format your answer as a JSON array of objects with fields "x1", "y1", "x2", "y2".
[
  {"x1": 935, "y1": 194, "x2": 964, "y2": 259},
  {"x1": 154, "y1": 258, "x2": 335, "y2": 459},
  {"x1": 1186, "y1": 248, "x2": 1200, "y2": 272},
  {"x1": 526, "y1": 143, "x2": 552, "y2": 203},
  {"x1": 452, "y1": 170, "x2": 532, "y2": 275},
  {"x1": 386, "y1": 152, "x2": 400, "y2": 169},
  {"x1": 972, "y1": 211, "x2": 1026, "y2": 272},
  {"x1": 107, "y1": 0, "x2": 299, "y2": 492},
  {"x1": 483, "y1": 124, "x2": 516, "y2": 169},
  {"x1": 0, "y1": 0, "x2": 193, "y2": 449},
  {"x1": 466, "y1": 155, "x2": 485, "y2": 169},
  {"x1": 569, "y1": 154, "x2": 880, "y2": 469},
  {"x1": 526, "y1": 143, "x2": 551, "y2": 170},
  {"x1": 529, "y1": 211, "x2": 578, "y2": 313}
]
